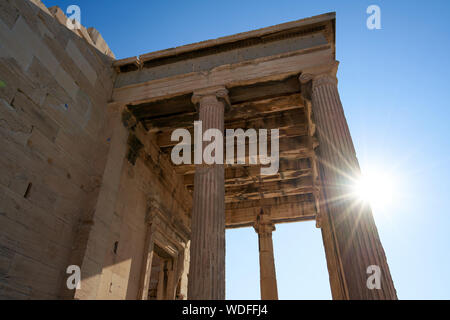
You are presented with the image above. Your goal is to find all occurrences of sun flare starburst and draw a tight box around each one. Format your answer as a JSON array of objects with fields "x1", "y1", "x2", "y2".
[{"x1": 352, "y1": 169, "x2": 396, "y2": 213}]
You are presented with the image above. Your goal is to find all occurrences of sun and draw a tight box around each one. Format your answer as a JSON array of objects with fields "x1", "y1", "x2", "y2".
[{"x1": 352, "y1": 169, "x2": 396, "y2": 212}]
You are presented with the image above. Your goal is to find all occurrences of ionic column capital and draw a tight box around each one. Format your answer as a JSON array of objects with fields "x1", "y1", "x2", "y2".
[
  {"x1": 254, "y1": 212, "x2": 275, "y2": 235},
  {"x1": 299, "y1": 61, "x2": 339, "y2": 89},
  {"x1": 191, "y1": 86, "x2": 230, "y2": 109}
]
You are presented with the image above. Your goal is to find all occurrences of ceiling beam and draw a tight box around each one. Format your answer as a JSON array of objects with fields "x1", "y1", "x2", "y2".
[
  {"x1": 184, "y1": 158, "x2": 312, "y2": 187},
  {"x1": 156, "y1": 107, "x2": 307, "y2": 147},
  {"x1": 224, "y1": 175, "x2": 315, "y2": 203},
  {"x1": 225, "y1": 196, "x2": 316, "y2": 228}
]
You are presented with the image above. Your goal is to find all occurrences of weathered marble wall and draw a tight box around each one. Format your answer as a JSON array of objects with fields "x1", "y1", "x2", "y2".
[
  {"x1": 0, "y1": 0, "x2": 115, "y2": 299},
  {"x1": 0, "y1": 0, "x2": 192, "y2": 300},
  {"x1": 87, "y1": 122, "x2": 192, "y2": 300}
]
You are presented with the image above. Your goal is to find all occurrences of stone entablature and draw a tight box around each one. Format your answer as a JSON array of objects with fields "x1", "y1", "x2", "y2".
[{"x1": 0, "y1": 0, "x2": 397, "y2": 301}]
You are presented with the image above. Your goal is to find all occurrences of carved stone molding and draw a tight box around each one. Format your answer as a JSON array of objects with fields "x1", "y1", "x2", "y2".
[{"x1": 146, "y1": 198, "x2": 191, "y2": 243}]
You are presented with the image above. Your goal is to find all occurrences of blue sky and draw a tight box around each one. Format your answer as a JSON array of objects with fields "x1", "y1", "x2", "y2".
[{"x1": 42, "y1": 0, "x2": 450, "y2": 299}]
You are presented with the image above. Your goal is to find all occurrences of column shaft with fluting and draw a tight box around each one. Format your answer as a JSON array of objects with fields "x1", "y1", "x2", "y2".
[
  {"x1": 188, "y1": 87, "x2": 227, "y2": 300},
  {"x1": 254, "y1": 214, "x2": 278, "y2": 300},
  {"x1": 301, "y1": 64, "x2": 397, "y2": 299}
]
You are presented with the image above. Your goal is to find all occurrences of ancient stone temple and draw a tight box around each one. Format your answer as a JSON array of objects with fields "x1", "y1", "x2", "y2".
[{"x1": 0, "y1": 0, "x2": 397, "y2": 300}]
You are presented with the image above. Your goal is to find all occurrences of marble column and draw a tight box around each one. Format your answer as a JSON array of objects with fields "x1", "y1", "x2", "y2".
[
  {"x1": 254, "y1": 212, "x2": 278, "y2": 300},
  {"x1": 300, "y1": 62, "x2": 397, "y2": 299},
  {"x1": 188, "y1": 86, "x2": 228, "y2": 300}
]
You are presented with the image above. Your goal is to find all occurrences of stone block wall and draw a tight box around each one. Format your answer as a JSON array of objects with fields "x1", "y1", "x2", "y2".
[
  {"x1": 0, "y1": 0, "x2": 115, "y2": 299},
  {"x1": 90, "y1": 122, "x2": 192, "y2": 299}
]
